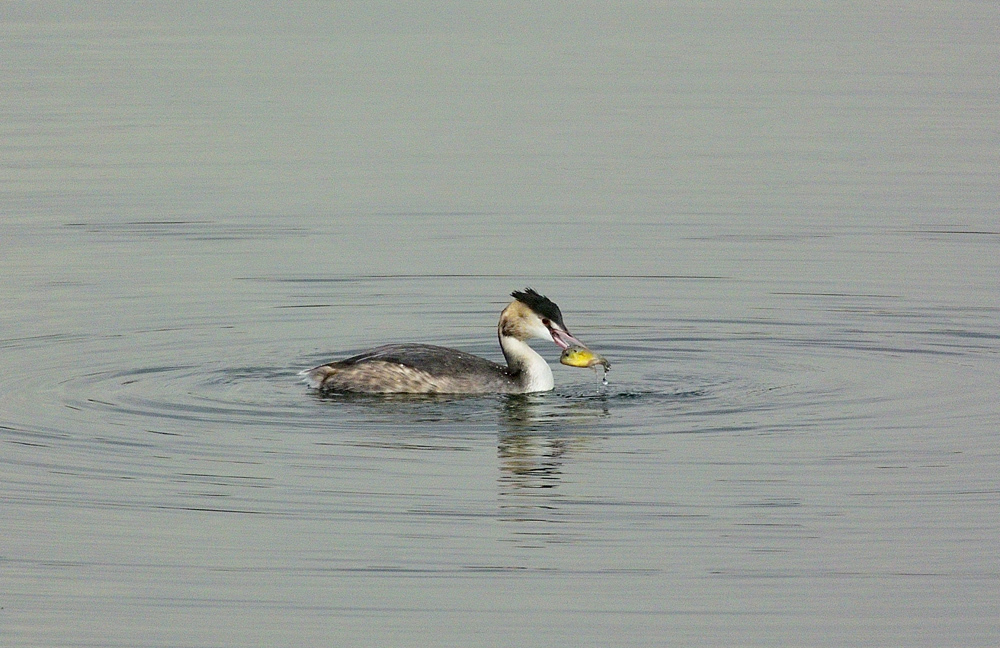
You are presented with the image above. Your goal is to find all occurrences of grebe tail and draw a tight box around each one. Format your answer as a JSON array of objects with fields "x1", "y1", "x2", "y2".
[{"x1": 301, "y1": 288, "x2": 585, "y2": 394}]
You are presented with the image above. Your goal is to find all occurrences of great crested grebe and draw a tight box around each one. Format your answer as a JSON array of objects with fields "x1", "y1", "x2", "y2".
[{"x1": 301, "y1": 288, "x2": 586, "y2": 394}]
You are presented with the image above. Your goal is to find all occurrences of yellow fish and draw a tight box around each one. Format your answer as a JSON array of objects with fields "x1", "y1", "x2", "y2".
[{"x1": 559, "y1": 346, "x2": 610, "y2": 370}]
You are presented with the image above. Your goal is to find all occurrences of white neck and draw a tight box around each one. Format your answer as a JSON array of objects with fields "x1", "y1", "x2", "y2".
[{"x1": 499, "y1": 335, "x2": 554, "y2": 392}]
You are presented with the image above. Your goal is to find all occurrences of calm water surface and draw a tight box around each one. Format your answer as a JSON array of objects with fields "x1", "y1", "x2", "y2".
[{"x1": 3, "y1": 3, "x2": 999, "y2": 647}]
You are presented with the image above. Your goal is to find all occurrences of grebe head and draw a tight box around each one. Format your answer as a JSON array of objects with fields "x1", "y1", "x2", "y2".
[{"x1": 503, "y1": 288, "x2": 586, "y2": 349}]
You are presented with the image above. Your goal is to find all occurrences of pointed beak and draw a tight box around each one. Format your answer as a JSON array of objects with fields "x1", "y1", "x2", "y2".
[{"x1": 550, "y1": 326, "x2": 586, "y2": 350}]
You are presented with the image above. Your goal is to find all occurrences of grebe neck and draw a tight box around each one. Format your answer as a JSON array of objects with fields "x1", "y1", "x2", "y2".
[{"x1": 499, "y1": 333, "x2": 554, "y2": 392}]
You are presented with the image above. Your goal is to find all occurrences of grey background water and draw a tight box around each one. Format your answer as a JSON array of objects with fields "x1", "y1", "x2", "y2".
[{"x1": 3, "y1": 2, "x2": 998, "y2": 646}]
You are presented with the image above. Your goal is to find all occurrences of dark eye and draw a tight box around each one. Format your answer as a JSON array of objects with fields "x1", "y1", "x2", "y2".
[{"x1": 542, "y1": 318, "x2": 551, "y2": 327}]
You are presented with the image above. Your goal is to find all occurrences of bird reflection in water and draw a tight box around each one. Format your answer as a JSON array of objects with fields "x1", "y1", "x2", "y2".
[{"x1": 495, "y1": 394, "x2": 603, "y2": 547}]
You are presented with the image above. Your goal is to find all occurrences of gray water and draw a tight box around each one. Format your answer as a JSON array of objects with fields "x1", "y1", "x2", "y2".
[{"x1": 3, "y1": 3, "x2": 999, "y2": 646}]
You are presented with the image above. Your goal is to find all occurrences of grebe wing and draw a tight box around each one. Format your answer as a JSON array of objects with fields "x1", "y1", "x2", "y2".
[
  {"x1": 341, "y1": 344, "x2": 503, "y2": 373},
  {"x1": 303, "y1": 344, "x2": 511, "y2": 393}
]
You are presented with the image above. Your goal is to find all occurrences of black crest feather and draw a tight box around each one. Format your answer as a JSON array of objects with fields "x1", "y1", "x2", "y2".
[{"x1": 511, "y1": 288, "x2": 564, "y2": 326}]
